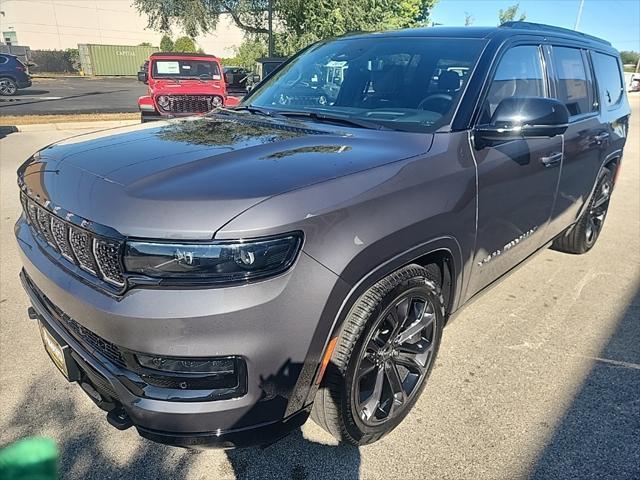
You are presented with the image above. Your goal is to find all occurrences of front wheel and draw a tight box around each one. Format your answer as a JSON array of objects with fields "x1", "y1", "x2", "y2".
[
  {"x1": 0, "y1": 77, "x2": 18, "y2": 96},
  {"x1": 311, "y1": 264, "x2": 445, "y2": 445},
  {"x1": 551, "y1": 167, "x2": 613, "y2": 254}
]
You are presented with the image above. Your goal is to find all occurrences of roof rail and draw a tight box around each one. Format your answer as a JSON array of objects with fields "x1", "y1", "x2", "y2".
[{"x1": 499, "y1": 21, "x2": 611, "y2": 46}]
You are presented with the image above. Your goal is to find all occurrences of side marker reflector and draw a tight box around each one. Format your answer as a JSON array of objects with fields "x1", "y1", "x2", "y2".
[{"x1": 315, "y1": 337, "x2": 338, "y2": 385}]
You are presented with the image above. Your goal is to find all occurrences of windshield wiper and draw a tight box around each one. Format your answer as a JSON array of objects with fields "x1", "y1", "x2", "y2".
[
  {"x1": 230, "y1": 105, "x2": 281, "y2": 117},
  {"x1": 276, "y1": 111, "x2": 390, "y2": 130}
]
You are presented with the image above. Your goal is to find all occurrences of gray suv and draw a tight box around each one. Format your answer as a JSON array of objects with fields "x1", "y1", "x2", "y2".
[{"x1": 16, "y1": 22, "x2": 630, "y2": 448}]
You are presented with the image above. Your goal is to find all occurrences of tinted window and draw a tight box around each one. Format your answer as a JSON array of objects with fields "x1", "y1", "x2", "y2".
[
  {"x1": 482, "y1": 45, "x2": 546, "y2": 122},
  {"x1": 592, "y1": 52, "x2": 624, "y2": 108},
  {"x1": 247, "y1": 38, "x2": 485, "y2": 133},
  {"x1": 552, "y1": 47, "x2": 594, "y2": 117}
]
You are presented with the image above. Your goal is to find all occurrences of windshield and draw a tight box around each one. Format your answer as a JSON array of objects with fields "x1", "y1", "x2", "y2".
[
  {"x1": 152, "y1": 59, "x2": 221, "y2": 79},
  {"x1": 245, "y1": 37, "x2": 485, "y2": 132}
]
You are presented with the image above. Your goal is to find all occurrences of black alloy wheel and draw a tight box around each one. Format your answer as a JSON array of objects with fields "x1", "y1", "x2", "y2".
[{"x1": 354, "y1": 291, "x2": 437, "y2": 426}]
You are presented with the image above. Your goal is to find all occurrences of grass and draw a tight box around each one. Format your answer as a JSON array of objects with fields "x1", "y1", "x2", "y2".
[{"x1": 0, "y1": 112, "x2": 139, "y2": 126}]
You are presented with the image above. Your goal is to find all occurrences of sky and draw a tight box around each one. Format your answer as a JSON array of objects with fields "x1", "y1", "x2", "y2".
[{"x1": 430, "y1": 0, "x2": 640, "y2": 52}]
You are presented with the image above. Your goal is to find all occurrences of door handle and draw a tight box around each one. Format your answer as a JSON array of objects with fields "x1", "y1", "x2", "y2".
[
  {"x1": 594, "y1": 132, "x2": 610, "y2": 144},
  {"x1": 540, "y1": 152, "x2": 563, "y2": 167}
]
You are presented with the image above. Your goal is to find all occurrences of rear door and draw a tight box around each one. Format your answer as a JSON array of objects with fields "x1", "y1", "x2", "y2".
[
  {"x1": 544, "y1": 44, "x2": 604, "y2": 239},
  {"x1": 467, "y1": 43, "x2": 563, "y2": 297}
]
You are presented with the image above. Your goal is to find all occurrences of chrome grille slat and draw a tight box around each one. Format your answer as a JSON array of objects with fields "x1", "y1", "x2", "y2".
[
  {"x1": 51, "y1": 216, "x2": 74, "y2": 261},
  {"x1": 21, "y1": 196, "x2": 126, "y2": 290},
  {"x1": 93, "y1": 238, "x2": 125, "y2": 287},
  {"x1": 69, "y1": 226, "x2": 98, "y2": 274},
  {"x1": 36, "y1": 206, "x2": 57, "y2": 249}
]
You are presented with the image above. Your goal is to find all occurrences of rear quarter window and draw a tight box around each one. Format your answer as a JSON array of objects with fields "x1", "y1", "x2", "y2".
[
  {"x1": 551, "y1": 47, "x2": 595, "y2": 117},
  {"x1": 0, "y1": 56, "x2": 8, "y2": 65},
  {"x1": 592, "y1": 52, "x2": 624, "y2": 108}
]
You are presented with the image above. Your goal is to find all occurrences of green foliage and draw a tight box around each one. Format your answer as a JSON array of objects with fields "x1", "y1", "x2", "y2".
[
  {"x1": 464, "y1": 12, "x2": 474, "y2": 26},
  {"x1": 620, "y1": 50, "x2": 640, "y2": 66},
  {"x1": 173, "y1": 36, "x2": 197, "y2": 52},
  {"x1": 160, "y1": 34, "x2": 174, "y2": 51},
  {"x1": 222, "y1": 37, "x2": 268, "y2": 69},
  {"x1": 134, "y1": 0, "x2": 438, "y2": 56},
  {"x1": 498, "y1": 3, "x2": 526, "y2": 24},
  {"x1": 138, "y1": 41, "x2": 153, "y2": 46},
  {"x1": 29, "y1": 49, "x2": 80, "y2": 73}
]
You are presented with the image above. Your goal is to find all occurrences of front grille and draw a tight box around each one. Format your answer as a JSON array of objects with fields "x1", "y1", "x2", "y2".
[
  {"x1": 61, "y1": 314, "x2": 126, "y2": 368},
  {"x1": 24, "y1": 273, "x2": 126, "y2": 368},
  {"x1": 157, "y1": 95, "x2": 219, "y2": 113},
  {"x1": 21, "y1": 193, "x2": 125, "y2": 288}
]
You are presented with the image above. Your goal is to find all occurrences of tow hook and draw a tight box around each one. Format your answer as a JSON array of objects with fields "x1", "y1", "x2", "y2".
[{"x1": 107, "y1": 407, "x2": 133, "y2": 431}]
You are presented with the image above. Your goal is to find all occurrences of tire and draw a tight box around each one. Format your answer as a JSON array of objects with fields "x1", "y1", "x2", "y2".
[
  {"x1": 311, "y1": 264, "x2": 445, "y2": 445},
  {"x1": 551, "y1": 167, "x2": 613, "y2": 255},
  {"x1": 0, "y1": 77, "x2": 18, "y2": 96}
]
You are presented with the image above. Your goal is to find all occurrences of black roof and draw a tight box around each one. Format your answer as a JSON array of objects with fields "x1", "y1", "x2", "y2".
[
  {"x1": 344, "y1": 21, "x2": 612, "y2": 48},
  {"x1": 150, "y1": 52, "x2": 217, "y2": 58}
]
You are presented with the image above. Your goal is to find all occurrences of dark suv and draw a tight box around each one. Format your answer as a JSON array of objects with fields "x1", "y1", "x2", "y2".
[
  {"x1": 16, "y1": 22, "x2": 630, "y2": 448},
  {"x1": 0, "y1": 54, "x2": 32, "y2": 95}
]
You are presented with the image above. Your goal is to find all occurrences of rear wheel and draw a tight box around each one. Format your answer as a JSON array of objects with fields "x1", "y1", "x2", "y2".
[
  {"x1": 551, "y1": 167, "x2": 613, "y2": 254},
  {"x1": 0, "y1": 77, "x2": 17, "y2": 96},
  {"x1": 311, "y1": 264, "x2": 445, "y2": 445}
]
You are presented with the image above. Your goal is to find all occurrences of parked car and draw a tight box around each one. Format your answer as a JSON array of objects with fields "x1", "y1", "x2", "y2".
[
  {"x1": 16, "y1": 22, "x2": 630, "y2": 448},
  {"x1": 625, "y1": 72, "x2": 640, "y2": 92},
  {"x1": 137, "y1": 52, "x2": 236, "y2": 122},
  {"x1": 0, "y1": 53, "x2": 32, "y2": 96},
  {"x1": 223, "y1": 65, "x2": 249, "y2": 93}
]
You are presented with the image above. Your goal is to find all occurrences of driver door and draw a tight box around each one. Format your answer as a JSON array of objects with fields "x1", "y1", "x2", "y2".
[{"x1": 467, "y1": 44, "x2": 563, "y2": 297}]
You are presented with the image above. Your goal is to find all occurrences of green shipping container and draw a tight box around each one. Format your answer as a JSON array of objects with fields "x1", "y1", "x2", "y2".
[{"x1": 78, "y1": 44, "x2": 158, "y2": 76}]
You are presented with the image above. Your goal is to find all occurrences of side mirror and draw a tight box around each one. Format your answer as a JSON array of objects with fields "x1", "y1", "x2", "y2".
[
  {"x1": 474, "y1": 97, "x2": 569, "y2": 147},
  {"x1": 137, "y1": 71, "x2": 148, "y2": 83},
  {"x1": 224, "y1": 72, "x2": 233, "y2": 84}
]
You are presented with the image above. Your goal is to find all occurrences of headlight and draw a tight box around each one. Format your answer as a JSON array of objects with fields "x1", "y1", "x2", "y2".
[
  {"x1": 124, "y1": 233, "x2": 302, "y2": 284},
  {"x1": 157, "y1": 95, "x2": 170, "y2": 107},
  {"x1": 211, "y1": 96, "x2": 222, "y2": 107}
]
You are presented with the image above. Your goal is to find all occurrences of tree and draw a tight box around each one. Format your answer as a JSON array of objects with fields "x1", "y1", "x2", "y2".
[
  {"x1": 134, "y1": 0, "x2": 438, "y2": 55},
  {"x1": 138, "y1": 41, "x2": 153, "y2": 46},
  {"x1": 464, "y1": 12, "x2": 474, "y2": 26},
  {"x1": 222, "y1": 37, "x2": 268, "y2": 69},
  {"x1": 160, "y1": 35, "x2": 174, "y2": 51},
  {"x1": 620, "y1": 50, "x2": 640, "y2": 65},
  {"x1": 173, "y1": 36, "x2": 197, "y2": 52},
  {"x1": 498, "y1": 3, "x2": 526, "y2": 24}
]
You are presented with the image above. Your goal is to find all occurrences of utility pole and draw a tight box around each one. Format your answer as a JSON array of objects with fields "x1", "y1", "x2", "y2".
[
  {"x1": 574, "y1": 0, "x2": 585, "y2": 30},
  {"x1": 268, "y1": 0, "x2": 274, "y2": 57}
]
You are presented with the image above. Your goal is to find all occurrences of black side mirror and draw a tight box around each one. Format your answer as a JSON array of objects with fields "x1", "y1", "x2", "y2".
[
  {"x1": 224, "y1": 72, "x2": 233, "y2": 84},
  {"x1": 137, "y1": 71, "x2": 148, "y2": 83},
  {"x1": 475, "y1": 97, "x2": 569, "y2": 147}
]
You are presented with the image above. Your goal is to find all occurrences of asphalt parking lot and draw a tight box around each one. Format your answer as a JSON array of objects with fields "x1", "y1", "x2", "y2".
[
  {"x1": 0, "y1": 76, "x2": 247, "y2": 116},
  {"x1": 0, "y1": 96, "x2": 638, "y2": 480},
  {"x1": 0, "y1": 77, "x2": 146, "y2": 115}
]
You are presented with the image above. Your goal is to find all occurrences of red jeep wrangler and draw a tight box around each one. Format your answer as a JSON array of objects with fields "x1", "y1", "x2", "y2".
[{"x1": 137, "y1": 52, "x2": 238, "y2": 122}]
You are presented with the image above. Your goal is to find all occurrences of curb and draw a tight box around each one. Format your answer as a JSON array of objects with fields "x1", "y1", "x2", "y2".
[{"x1": 15, "y1": 120, "x2": 140, "y2": 132}]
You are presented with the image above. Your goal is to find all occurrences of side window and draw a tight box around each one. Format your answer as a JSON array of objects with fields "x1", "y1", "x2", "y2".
[
  {"x1": 551, "y1": 47, "x2": 594, "y2": 117},
  {"x1": 592, "y1": 52, "x2": 624, "y2": 108},
  {"x1": 483, "y1": 45, "x2": 546, "y2": 122},
  {"x1": 0, "y1": 56, "x2": 8, "y2": 65}
]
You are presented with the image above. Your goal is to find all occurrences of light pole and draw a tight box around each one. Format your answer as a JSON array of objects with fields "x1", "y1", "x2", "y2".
[
  {"x1": 268, "y1": 0, "x2": 274, "y2": 57},
  {"x1": 574, "y1": 0, "x2": 585, "y2": 30}
]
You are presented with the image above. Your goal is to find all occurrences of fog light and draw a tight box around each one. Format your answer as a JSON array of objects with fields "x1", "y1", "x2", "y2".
[{"x1": 137, "y1": 354, "x2": 235, "y2": 374}]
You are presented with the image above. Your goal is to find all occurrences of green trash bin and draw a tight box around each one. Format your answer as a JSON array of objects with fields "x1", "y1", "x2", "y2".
[{"x1": 0, "y1": 437, "x2": 58, "y2": 480}]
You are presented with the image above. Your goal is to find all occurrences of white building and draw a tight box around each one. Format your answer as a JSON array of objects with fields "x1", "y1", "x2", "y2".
[{"x1": 0, "y1": 0, "x2": 245, "y2": 57}]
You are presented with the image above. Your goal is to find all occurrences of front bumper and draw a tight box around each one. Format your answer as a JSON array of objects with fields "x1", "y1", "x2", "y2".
[{"x1": 16, "y1": 217, "x2": 343, "y2": 448}]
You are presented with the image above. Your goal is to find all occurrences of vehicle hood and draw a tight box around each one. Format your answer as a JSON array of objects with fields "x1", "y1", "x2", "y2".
[
  {"x1": 150, "y1": 79, "x2": 225, "y2": 95},
  {"x1": 18, "y1": 115, "x2": 432, "y2": 240}
]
